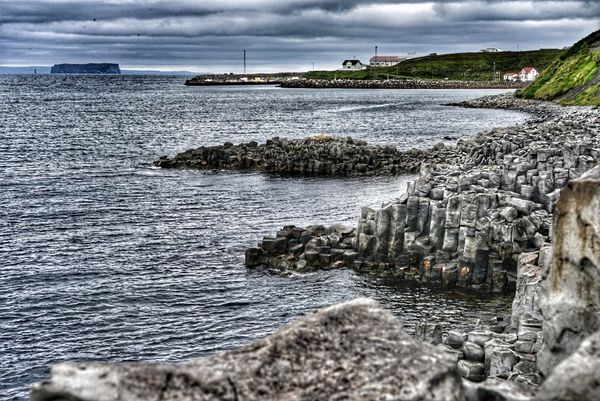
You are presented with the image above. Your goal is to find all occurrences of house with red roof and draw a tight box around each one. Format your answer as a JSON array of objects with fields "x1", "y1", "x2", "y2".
[
  {"x1": 369, "y1": 56, "x2": 405, "y2": 67},
  {"x1": 519, "y1": 67, "x2": 539, "y2": 82}
]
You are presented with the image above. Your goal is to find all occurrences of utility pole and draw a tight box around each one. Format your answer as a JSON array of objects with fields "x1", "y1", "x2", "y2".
[
  {"x1": 493, "y1": 61, "x2": 496, "y2": 82},
  {"x1": 375, "y1": 46, "x2": 378, "y2": 58},
  {"x1": 311, "y1": 62, "x2": 314, "y2": 71},
  {"x1": 243, "y1": 50, "x2": 246, "y2": 74}
]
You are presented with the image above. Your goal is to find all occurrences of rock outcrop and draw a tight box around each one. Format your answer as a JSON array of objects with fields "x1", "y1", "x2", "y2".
[
  {"x1": 154, "y1": 136, "x2": 456, "y2": 176},
  {"x1": 355, "y1": 101, "x2": 599, "y2": 292},
  {"x1": 30, "y1": 299, "x2": 465, "y2": 401},
  {"x1": 280, "y1": 79, "x2": 525, "y2": 90},
  {"x1": 536, "y1": 165, "x2": 600, "y2": 376}
]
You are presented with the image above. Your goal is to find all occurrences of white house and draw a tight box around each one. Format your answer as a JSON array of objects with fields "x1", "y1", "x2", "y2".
[
  {"x1": 503, "y1": 72, "x2": 519, "y2": 81},
  {"x1": 369, "y1": 56, "x2": 404, "y2": 67},
  {"x1": 520, "y1": 67, "x2": 539, "y2": 82},
  {"x1": 480, "y1": 47, "x2": 502, "y2": 52},
  {"x1": 340, "y1": 59, "x2": 367, "y2": 71}
]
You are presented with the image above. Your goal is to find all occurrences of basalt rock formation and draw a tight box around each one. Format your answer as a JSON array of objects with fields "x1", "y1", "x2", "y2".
[
  {"x1": 154, "y1": 136, "x2": 458, "y2": 176},
  {"x1": 536, "y1": 165, "x2": 600, "y2": 377}
]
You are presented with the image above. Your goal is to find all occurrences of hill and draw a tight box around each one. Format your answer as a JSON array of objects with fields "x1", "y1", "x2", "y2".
[
  {"x1": 519, "y1": 29, "x2": 600, "y2": 106},
  {"x1": 304, "y1": 49, "x2": 564, "y2": 81}
]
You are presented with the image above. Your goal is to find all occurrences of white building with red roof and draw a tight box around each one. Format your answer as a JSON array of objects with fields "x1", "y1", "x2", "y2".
[
  {"x1": 519, "y1": 67, "x2": 539, "y2": 82},
  {"x1": 369, "y1": 56, "x2": 405, "y2": 67}
]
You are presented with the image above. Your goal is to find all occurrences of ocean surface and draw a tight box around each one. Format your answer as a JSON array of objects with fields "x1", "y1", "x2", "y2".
[{"x1": 0, "y1": 75, "x2": 529, "y2": 400}]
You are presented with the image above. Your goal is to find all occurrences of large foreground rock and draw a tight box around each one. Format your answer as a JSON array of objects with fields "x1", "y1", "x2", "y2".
[
  {"x1": 535, "y1": 329, "x2": 600, "y2": 401},
  {"x1": 31, "y1": 299, "x2": 465, "y2": 401},
  {"x1": 537, "y1": 165, "x2": 600, "y2": 376}
]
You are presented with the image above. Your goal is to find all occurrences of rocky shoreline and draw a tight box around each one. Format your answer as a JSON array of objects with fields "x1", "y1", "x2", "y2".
[
  {"x1": 281, "y1": 78, "x2": 526, "y2": 90},
  {"x1": 30, "y1": 94, "x2": 600, "y2": 400},
  {"x1": 245, "y1": 94, "x2": 599, "y2": 293},
  {"x1": 154, "y1": 136, "x2": 458, "y2": 176}
]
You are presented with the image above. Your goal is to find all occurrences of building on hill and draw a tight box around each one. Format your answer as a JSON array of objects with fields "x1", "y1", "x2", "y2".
[
  {"x1": 369, "y1": 56, "x2": 404, "y2": 67},
  {"x1": 340, "y1": 60, "x2": 367, "y2": 71},
  {"x1": 480, "y1": 47, "x2": 502, "y2": 52},
  {"x1": 503, "y1": 72, "x2": 520, "y2": 81},
  {"x1": 520, "y1": 67, "x2": 539, "y2": 81}
]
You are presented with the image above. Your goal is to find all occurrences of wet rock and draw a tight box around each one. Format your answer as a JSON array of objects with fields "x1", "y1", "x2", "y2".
[{"x1": 30, "y1": 299, "x2": 466, "y2": 401}]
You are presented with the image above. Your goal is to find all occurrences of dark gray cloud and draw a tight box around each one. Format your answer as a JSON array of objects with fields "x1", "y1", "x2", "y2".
[{"x1": 0, "y1": 1, "x2": 598, "y2": 72}]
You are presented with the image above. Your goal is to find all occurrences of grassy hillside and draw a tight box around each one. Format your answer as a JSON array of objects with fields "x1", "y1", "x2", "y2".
[
  {"x1": 305, "y1": 49, "x2": 564, "y2": 81},
  {"x1": 519, "y1": 30, "x2": 600, "y2": 106}
]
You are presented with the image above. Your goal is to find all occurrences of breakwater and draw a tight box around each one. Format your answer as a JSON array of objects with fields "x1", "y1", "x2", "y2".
[
  {"x1": 280, "y1": 78, "x2": 526, "y2": 90},
  {"x1": 154, "y1": 136, "x2": 457, "y2": 176}
]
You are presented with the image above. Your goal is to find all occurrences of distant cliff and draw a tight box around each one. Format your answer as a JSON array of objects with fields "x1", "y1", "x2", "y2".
[{"x1": 50, "y1": 63, "x2": 121, "y2": 74}]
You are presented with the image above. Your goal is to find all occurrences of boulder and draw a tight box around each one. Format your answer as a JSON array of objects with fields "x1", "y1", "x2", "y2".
[
  {"x1": 31, "y1": 299, "x2": 465, "y2": 401},
  {"x1": 535, "y1": 329, "x2": 600, "y2": 401},
  {"x1": 537, "y1": 166, "x2": 600, "y2": 376}
]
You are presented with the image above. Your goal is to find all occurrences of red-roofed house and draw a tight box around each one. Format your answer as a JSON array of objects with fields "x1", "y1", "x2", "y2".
[
  {"x1": 503, "y1": 72, "x2": 519, "y2": 81},
  {"x1": 369, "y1": 56, "x2": 405, "y2": 67},
  {"x1": 520, "y1": 67, "x2": 539, "y2": 82}
]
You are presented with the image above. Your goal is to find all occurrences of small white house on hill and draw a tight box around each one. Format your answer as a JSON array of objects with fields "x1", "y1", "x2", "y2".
[
  {"x1": 503, "y1": 72, "x2": 519, "y2": 81},
  {"x1": 520, "y1": 67, "x2": 539, "y2": 82},
  {"x1": 340, "y1": 60, "x2": 367, "y2": 71}
]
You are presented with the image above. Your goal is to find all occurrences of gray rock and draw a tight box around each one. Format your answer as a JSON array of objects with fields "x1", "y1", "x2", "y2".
[
  {"x1": 463, "y1": 378, "x2": 536, "y2": 401},
  {"x1": 537, "y1": 166, "x2": 600, "y2": 376},
  {"x1": 489, "y1": 348, "x2": 519, "y2": 378},
  {"x1": 30, "y1": 299, "x2": 465, "y2": 401},
  {"x1": 457, "y1": 360, "x2": 485, "y2": 382},
  {"x1": 462, "y1": 341, "x2": 485, "y2": 362},
  {"x1": 535, "y1": 329, "x2": 600, "y2": 401}
]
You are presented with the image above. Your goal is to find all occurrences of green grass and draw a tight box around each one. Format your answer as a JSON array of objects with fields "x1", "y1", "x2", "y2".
[
  {"x1": 304, "y1": 49, "x2": 564, "y2": 81},
  {"x1": 519, "y1": 29, "x2": 600, "y2": 106}
]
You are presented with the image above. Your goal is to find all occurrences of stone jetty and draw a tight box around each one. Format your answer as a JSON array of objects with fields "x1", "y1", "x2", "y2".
[
  {"x1": 281, "y1": 78, "x2": 526, "y2": 90},
  {"x1": 154, "y1": 136, "x2": 456, "y2": 176}
]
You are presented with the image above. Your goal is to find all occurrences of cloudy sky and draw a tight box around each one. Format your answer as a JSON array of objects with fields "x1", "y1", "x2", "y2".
[{"x1": 0, "y1": 0, "x2": 598, "y2": 72}]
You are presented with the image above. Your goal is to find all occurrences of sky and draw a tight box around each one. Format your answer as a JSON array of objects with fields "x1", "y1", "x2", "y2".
[{"x1": 0, "y1": 0, "x2": 598, "y2": 73}]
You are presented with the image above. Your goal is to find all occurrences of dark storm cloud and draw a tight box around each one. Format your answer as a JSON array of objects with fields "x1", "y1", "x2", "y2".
[{"x1": 0, "y1": 1, "x2": 598, "y2": 72}]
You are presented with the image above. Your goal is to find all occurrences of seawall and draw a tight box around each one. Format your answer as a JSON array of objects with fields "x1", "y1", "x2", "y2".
[{"x1": 280, "y1": 78, "x2": 527, "y2": 90}]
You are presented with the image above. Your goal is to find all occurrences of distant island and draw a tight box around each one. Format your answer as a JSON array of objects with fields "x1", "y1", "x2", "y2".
[{"x1": 50, "y1": 63, "x2": 121, "y2": 74}]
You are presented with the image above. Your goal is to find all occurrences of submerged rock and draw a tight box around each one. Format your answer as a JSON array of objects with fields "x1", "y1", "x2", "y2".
[{"x1": 31, "y1": 299, "x2": 465, "y2": 401}]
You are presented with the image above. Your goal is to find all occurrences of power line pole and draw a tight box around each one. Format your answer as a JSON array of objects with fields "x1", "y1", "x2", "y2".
[{"x1": 243, "y1": 50, "x2": 246, "y2": 74}]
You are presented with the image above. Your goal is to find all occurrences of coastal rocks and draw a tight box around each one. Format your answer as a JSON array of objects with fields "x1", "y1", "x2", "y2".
[
  {"x1": 245, "y1": 224, "x2": 358, "y2": 272},
  {"x1": 30, "y1": 299, "x2": 466, "y2": 401},
  {"x1": 154, "y1": 136, "x2": 456, "y2": 177},
  {"x1": 536, "y1": 165, "x2": 600, "y2": 377},
  {"x1": 356, "y1": 101, "x2": 600, "y2": 292},
  {"x1": 280, "y1": 78, "x2": 525, "y2": 90}
]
